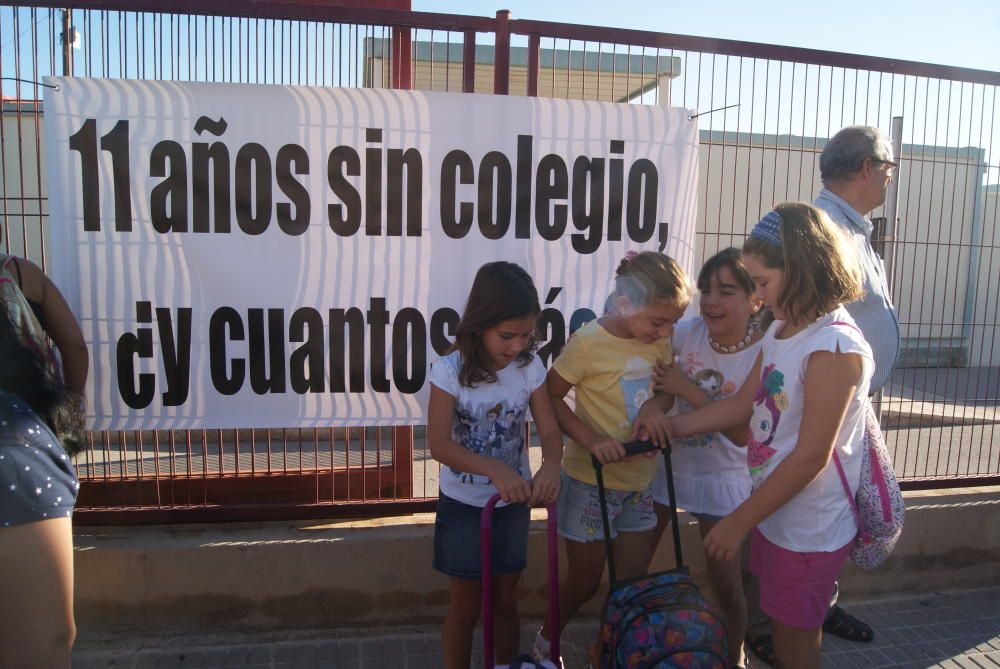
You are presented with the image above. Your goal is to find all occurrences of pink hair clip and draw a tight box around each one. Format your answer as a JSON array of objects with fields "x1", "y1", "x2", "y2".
[{"x1": 624, "y1": 250, "x2": 638, "y2": 261}]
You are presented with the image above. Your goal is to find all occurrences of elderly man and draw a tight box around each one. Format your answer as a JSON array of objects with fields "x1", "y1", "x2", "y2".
[
  {"x1": 816, "y1": 125, "x2": 901, "y2": 638},
  {"x1": 815, "y1": 125, "x2": 901, "y2": 391},
  {"x1": 746, "y1": 126, "x2": 901, "y2": 664}
]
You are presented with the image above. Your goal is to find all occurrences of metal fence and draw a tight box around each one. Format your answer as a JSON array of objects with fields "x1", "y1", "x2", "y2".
[{"x1": 2, "y1": 2, "x2": 998, "y2": 523}]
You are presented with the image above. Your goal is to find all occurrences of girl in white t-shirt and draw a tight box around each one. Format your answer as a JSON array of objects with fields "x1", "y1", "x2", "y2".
[
  {"x1": 427, "y1": 261, "x2": 563, "y2": 669},
  {"x1": 668, "y1": 203, "x2": 873, "y2": 669},
  {"x1": 649, "y1": 247, "x2": 764, "y2": 667}
]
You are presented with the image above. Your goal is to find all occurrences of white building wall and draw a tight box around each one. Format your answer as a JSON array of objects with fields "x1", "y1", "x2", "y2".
[
  {"x1": 1, "y1": 107, "x2": 47, "y2": 265},
  {"x1": 975, "y1": 189, "x2": 1000, "y2": 368}
]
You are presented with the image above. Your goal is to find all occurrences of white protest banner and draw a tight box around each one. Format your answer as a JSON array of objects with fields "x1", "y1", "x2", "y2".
[{"x1": 43, "y1": 78, "x2": 698, "y2": 430}]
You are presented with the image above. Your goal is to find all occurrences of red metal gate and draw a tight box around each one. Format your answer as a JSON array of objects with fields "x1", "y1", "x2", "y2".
[{"x1": 2, "y1": 2, "x2": 998, "y2": 523}]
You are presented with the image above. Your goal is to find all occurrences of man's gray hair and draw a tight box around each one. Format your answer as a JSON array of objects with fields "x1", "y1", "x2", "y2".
[{"x1": 819, "y1": 125, "x2": 893, "y2": 183}]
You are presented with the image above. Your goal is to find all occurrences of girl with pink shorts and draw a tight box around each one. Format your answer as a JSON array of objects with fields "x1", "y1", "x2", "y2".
[{"x1": 666, "y1": 203, "x2": 873, "y2": 669}]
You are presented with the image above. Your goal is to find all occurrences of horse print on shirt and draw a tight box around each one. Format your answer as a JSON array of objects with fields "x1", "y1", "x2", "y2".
[{"x1": 748, "y1": 363, "x2": 787, "y2": 480}]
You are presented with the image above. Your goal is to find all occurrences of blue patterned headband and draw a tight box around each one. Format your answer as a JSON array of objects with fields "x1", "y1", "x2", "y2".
[{"x1": 750, "y1": 210, "x2": 783, "y2": 247}]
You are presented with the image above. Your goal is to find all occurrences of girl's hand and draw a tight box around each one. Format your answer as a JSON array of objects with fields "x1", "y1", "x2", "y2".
[
  {"x1": 652, "y1": 357, "x2": 691, "y2": 396},
  {"x1": 703, "y1": 514, "x2": 749, "y2": 562},
  {"x1": 630, "y1": 407, "x2": 671, "y2": 448},
  {"x1": 529, "y1": 460, "x2": 561, "y2": 506},
  {"x1": 584, "y1": 436, "x2": 626, "y2": 465},
  {"x1": 489, "y1": 462, "x2": 532, "y2": 504}
]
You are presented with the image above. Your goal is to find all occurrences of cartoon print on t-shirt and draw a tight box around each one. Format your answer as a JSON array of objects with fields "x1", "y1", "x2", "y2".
[
  {"x1": 748, "y1": 363, "x2": 787, "y2": 478},
  {"x1": 694, "y1": 368, "x2": 724, "y2": 399},
  {"x1": 676, "y1": 358, "x2": 729, "y2": 449},
  {"x1": 450, "y1": 392, "x2": 530, "y2": 485},
  {"x1": 619, "y1": 356, "x2": 654, "y2": 426}
]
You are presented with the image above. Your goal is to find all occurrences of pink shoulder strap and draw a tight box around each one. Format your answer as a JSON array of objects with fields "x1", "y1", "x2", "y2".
[
  {"x1": 829, "y1": 319, "x2": 862, "y2": 334},
  {"x1": 832, "y1": 449, "x2": 864, "y2": 536},
  {"x1": 827, "y1": 318, "x2": 870, "y2": 541}
]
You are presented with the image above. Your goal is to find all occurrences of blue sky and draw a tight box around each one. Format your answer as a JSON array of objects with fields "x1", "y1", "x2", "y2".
[{"x1": 414, "y1": 0, "x2": 1000, "y2": 73}]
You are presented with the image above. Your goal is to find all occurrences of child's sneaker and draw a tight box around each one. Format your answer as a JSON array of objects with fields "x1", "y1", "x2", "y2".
[
  {"x1": 531, "y1": 628, "x2": 550, "y2": 662},
  {"x1": 501, "y1": 656, "x2": 560, "y2": 669},
  {"x1": 530, "y1": 629, "x2": 562, "y2": 667}
]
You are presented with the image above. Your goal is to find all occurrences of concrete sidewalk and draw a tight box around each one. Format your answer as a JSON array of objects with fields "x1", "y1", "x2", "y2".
[{"x1": 72, "y1": 586, "x2": 1000, "y2": 668}]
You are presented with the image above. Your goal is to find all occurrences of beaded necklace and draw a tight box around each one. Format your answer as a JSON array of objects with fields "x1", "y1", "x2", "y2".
[{"x1": 707, "y1": 321, "x2": 756, "y2": 354}]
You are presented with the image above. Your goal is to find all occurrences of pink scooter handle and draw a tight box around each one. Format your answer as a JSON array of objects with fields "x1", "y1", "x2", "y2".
[{"x1": 481, "y1": 494, "x2": 561, "y2": 668}]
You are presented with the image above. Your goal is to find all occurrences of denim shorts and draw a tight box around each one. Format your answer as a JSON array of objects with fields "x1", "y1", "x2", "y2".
[
  {"x1": 557, "y1": 472, "x2": 656, "y2": 543},
  {"x1": 433, "y1": 493, "x2": 530, "y2": 579}
]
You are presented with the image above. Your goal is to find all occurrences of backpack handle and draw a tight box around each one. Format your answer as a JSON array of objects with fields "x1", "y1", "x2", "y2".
[
  {"x1": 481, "y1": 497, "x2": 561, "y2": 669},
  {"x1": 592, "y1": 440, "x2": 684, "y2": 585}
]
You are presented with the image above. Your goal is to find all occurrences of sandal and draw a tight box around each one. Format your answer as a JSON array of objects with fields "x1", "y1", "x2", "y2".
[
  {"x1": 744, "y1": 632, "x2": 775, "y2": 666},
  {"x1": 823, "y1": 605, "x2": 875, "y2": 643}
]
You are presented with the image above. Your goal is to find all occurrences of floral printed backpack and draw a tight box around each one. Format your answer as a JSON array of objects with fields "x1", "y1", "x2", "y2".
[
  {"x1": 594, "y1": 444, "x2": 729, "y2": 668},
  {"x1": 832, "y1": 398, "x2": 906, "y2": 569},
  {"x1": 825, "y1": 320, "x2": 906, "y2": 569}
]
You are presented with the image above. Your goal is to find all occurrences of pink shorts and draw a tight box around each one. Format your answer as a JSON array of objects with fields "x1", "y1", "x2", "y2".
[{"x1": 749, "y1": 528, "x2": 852, "y2": 629}]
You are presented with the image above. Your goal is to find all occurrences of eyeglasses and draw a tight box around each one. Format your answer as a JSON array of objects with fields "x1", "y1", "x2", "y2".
[{"x1": 871, "y1": 158, "x2": 898, "y2": 175}]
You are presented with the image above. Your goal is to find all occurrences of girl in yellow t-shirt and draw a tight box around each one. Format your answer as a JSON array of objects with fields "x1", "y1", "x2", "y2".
[{"x1": 532, "y1": 251, "x2": 692, "y2": 662}]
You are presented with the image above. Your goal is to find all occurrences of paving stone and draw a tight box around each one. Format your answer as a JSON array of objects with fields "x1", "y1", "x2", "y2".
[
  {"x1": 937, "y1": 659, "x2": 965, "y2": 669},
  {"x1": 73, "y1": 658, "x2": 137, "y2": 669},
  {"x1": 944, "y1": 638, "x2": 984, "y2": 657},
  {"x1": 948, "y1": 620, "x2": 984, "y2": 636},
  {"x1": 901, "y1": 625, "x2": 937, "y2": 644},
  {"x1": 879, "y1": 627, "x2": 910, "y2": 646},
  {"x1": 70, "y1": 588, "x2": 1000, "y2": 669},
  {"x1": 423, "y1": 652, "x2": 445, "y2": 668},
  {"x1": 221, "y1": 646, "x2": 251, "y2": 668},
  {"x1": 405, "y1": 653, "x2": 441, "y2": 669},
  {"x1": 968, "y1": 654, "x2": 1000, "y2": 669},
  {"x1": 924, "y1": 623, "x2": 961, "y2": 640},
  {"x1": 339, "y1": 641, "x2": 362, "y2": 663},
  {"x1": 132, "y1": 654, "x2": 159, "y2": 669},
  {"x1": 866, "y1": 631, "x2": 897, "y2": 651},
  {"x1": 292, "y1": 644, "x2": 318, "y2": 664},
  {"x1": 890, "y1": 640, "x2": 924, "y2": 659},
  {"x1": 831, "y1": 653, "x2": 866, "y2": 669},
  {"x1": 823, "y1": 633, "x2": 857, "y2": 651},
  {"x1": 172, "y1": 654, "x2": 201, "y2": 669},
  {"x1": 245, "y1": 646, "x2": 269, "y2": 664},
  {"x1": 273, "y1": 644, "x2": 297, "y2": 662},
  {"x1": 380, "y1": 636, "x2": 406, "y2": 658},
  {"x1": 851, "y1": 647, "x2": 896, "y2": 668},
  {"x1": 404, "y1": 636, "x2": 433, "y2": 655},
  {"x1": 312, "y1": 641, "x2": 338, "y2": 662},
  {"x1": 899, "y1": 641, "x2": 948, "y2": 665},
  {"x1": 361, "y1": 638, "x2": 387, "y2": 662}
]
